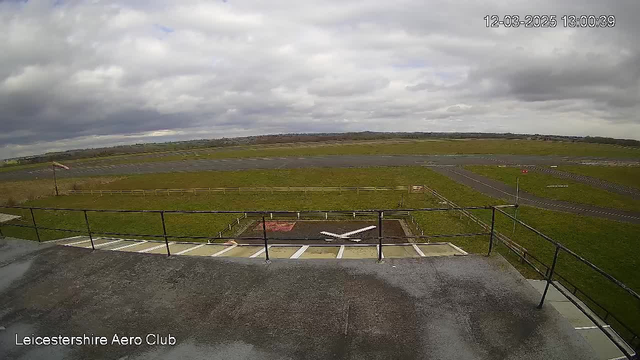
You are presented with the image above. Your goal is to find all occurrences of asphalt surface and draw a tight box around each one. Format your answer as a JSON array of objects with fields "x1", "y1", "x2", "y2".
[
  {"x1": 431, "y1": 167, "x2": 640, "y2": 224},
  {"x1": 0, "y1": 154, "x2": 629, "y2": 181},
  {"x1": 0, "y1": 238, "x2": 597, "y2": 360}
]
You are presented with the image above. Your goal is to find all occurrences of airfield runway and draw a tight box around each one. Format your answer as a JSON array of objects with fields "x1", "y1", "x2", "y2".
[
  {"x1": 0, "y1": 154, "x2": 627, "y2": 181},
  {"x1": 2, "y1": 154, "x2": 638, "y2": 223}
]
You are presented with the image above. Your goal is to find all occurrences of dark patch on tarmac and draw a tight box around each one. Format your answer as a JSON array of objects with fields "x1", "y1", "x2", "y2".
[
  {"x1": 0, "y1": 239, "x2": 597, "y2": 360},
  {"x1": 236, "y1": 220, "x2": 407, "y2": 244}
]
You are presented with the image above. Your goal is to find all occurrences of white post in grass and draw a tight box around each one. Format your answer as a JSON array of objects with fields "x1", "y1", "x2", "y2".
[{"x1": 512, "y1": 177, "x2": 519, "y2": 236}]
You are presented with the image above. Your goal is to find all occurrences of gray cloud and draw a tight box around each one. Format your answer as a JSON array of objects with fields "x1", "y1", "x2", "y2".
[{"x1": 1, "y1": 0, "x2": 639, "y2": 159}]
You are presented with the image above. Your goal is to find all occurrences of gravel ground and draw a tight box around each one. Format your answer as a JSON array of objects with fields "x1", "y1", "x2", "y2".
[{"x1": 0, "y1": 237, "x2": 597, "y2": 360}]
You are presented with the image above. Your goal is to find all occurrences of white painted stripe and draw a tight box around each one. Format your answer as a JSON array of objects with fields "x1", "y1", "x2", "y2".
[
  {"x1": 290, "y1": 245, "x2": 309, "y2": 259},
  {"x1": 94, "y1": 239, "x2": 123, "y2": 248},
  {"x1": 112, "y1": 241, "x2": 147, "y2": 251},
  {"x1": 176, "y1": 244, "x2": 205, "y2": 255},
  {"x1": 608, "y1": 356, "x2": 631, "y2": 360},
  {"x1": 211, "y1": 245, "x2": 237, "y2": 257},
  {"x1": 65, "y1": 239, "x2": 91, "y2": 246},
  {"x1": 575, "y1": 325, "x2": 611, "y2": 330},
  {"x1": 337, "y1": 245, "x2": 345, "y2": 259},
  {"x1": 250, "y1": 246, "x2": 271, "y2": 258},
  {"x1": 448, "y1": 243, "x2": 468, "y2": 255},
  {"x1": 139, "y1": 243, "x2": 171, "y2": 253},
  {"x1": 412, "y1": 244, "x2": 426, "y2": 257},
  {"x1": 50, "y1": 235, "x2": 84, "y2": 243}
]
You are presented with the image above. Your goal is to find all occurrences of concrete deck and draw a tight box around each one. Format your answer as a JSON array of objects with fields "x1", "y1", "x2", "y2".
[
  {"x1": 0, "y1": 237, "x2": 597, "y2": 360},
  {"x1": 528, "y1": 280, "x2": 635, "y2": 360}
]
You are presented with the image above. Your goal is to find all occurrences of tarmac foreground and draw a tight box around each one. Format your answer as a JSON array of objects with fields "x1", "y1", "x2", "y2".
[{"x1": 0, "y1": 238, "x2": 598, "y2": 360}]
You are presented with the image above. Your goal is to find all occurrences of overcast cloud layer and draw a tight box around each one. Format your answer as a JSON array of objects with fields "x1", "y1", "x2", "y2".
[{"x1": 1, "y1": 0, "x2": 640, "y2": 159}]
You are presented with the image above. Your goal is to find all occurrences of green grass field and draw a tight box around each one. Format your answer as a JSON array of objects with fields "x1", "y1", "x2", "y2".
[
  {"x1": 465, "y1": 165, "x2": 640, "y2": 212},
  {"x1": 560, "y1": 165, "x2": 640, "y2": 190},
  {"x1": 2, "y1": 166, "x2": 639, "y2": 340},
  {"x1": 2, "y1": 138, "x2": 639, "y2": 174}
]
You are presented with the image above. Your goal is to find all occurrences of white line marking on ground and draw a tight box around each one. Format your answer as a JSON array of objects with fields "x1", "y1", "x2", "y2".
[
  {"x1": 290, "y1": 245, "x2": 309, "y2": 259},
  {"x1": 211, "y1": 245, "x2": 237, "y2": 257},
  {"x1": 337, "y1": 245, "x2": 345, "y2": 259},
  {"x1": 139, "y1": 243, "x2": 172, "y2": 253},
  {"x1": 50, "y1": 235, "x2": 84, "y2": 243},
  {"x1": 112, "y1": 241, "x2": 147, "y2": 251},
  {"x1": 64, "y1": 239, "x2": 91, "y2": 246},
  {"x1": 448, "y1": 243, "x2": 468, "y2": 255},
  {"x1": 575, "y1": 325, "x2": 611, "y2": 330},
  {"x1": 412, "y1": 244, "x2": 426, "y2": 257},
  {"x1": 176, "y1": 244, "x2": 205, "y2": 255},
  {"x1": 250, "y1": 246, "x2": 271, "y2": 258},
  {"x1": 95, "y1": 239, "x2": 123, "y2": 248}
]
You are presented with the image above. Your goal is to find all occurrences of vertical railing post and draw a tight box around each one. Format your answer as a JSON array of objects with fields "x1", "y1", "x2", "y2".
[
  {"x1": 30, "y1": 208, "x2": 41, "y2": 242},
  {"x1": 538, "y1": 245, "x2": 561, "y2": 309},
  {"x1": 161, "y1": 211, "x2": 170, "y2": 256},
  {"x1": 262, "y1": 216, "x2": 270, "y2": 262},
  {"x1": 487, "y1": 207, "x2": 496, "y2": 256},
  {"x1": 377, "y1": 211, "x2": 383, "y2": 262},
  {"x1": 83, "y1": 210, "x2": 94, "y2": 250},
  {"x1": 0, "y1": 219, "x2": 4, "y2": 239}
]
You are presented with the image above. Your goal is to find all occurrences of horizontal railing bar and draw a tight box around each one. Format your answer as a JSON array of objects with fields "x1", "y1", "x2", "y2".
[
  {"x1": 494, "y1": 207, "x2": 640, "y2": 302},
  {"x1": 0, "y1": 205, "x2": 509, "y2": 214},
  {"x1": 27, "y1": 226, "x2": 84, "y2": 233},
  {"x1": 497, "y1": 238, "x2": 547, "y2": 278},
  {"x1": 498, "y1": 234, "x2": 638, "y2": 342},
  {"x1": 551, "y1": 281, "x2": 635, "y2": 359}
]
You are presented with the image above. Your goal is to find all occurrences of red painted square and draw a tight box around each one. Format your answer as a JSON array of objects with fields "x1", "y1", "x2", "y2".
[{"x1": 254, "y1": 221, "x2": 297, "y2": 232}]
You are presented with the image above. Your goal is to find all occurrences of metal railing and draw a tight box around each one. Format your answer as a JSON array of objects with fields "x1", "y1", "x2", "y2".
[
  {"x1": 0, "y1": 204, "x2": 503, "y2": 260},
  {"x1": 491, "y1": 207, "x2": 639, "y2": 359},
  {"x1": 0, "y1": 202, "x2": 637, "y2": 358}
]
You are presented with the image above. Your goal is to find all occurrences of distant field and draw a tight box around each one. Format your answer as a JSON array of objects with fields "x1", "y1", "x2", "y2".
[
  {"x1": 2, "y1": 166, "x2": 638, "y2": 338},
  {"x1": 560, "y1": 165, "x2": 640, "y2": 190},
  {"x1": 2, "y1": 138, "x2": 639, "y2": 174},
  {"x1": 99, "y1": 139, "x2": 640, "y2": 165},
  {"x1": 465, "y1": 165, "x2": 640, "y2": 212}
]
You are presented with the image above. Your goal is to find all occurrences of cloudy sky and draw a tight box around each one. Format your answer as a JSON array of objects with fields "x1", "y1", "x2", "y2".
[{"x1": 1, "y1": 0, "x2": 639, "y2": 159}]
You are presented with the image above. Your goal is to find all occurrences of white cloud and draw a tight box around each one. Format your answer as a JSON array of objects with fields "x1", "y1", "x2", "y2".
[{"x1": 0, "y1": 0, "x2": 639, "y2": 159}]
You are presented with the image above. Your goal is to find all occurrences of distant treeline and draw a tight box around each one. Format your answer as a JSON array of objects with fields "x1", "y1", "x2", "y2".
[{"x1": 5, "y1": 132, "x2": 640, "y2": 165}]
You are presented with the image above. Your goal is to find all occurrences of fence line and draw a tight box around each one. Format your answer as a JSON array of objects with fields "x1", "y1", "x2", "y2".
[
  {"x1": 66, "y1": 185, "x2": 413, "y2": 196},
  {"x1": 0, "y1": 200, "x2": 636, "y2": 357}
]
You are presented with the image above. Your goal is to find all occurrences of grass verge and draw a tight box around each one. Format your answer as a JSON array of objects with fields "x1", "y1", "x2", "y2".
[
  {"x1": 560, "y1": 165, "x2": 640, "y2": 190},
  {"x1": 465, "y1": 165, "x2": 640, "y2": 212}
]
